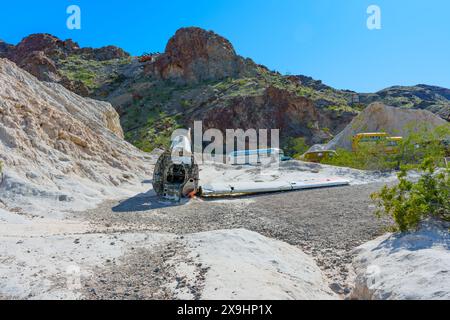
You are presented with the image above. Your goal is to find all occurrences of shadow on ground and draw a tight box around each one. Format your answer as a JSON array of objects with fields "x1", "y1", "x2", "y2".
[{"x1": 112, "y1": 189, "x2": 186, "y2": 212}]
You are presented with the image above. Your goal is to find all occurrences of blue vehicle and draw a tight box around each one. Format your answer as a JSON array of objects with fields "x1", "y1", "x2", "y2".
[{"x1": 227, "y1": 148, "x2": 288, "y2": 165}]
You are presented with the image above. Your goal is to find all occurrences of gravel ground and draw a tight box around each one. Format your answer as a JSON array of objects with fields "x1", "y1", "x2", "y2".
[
  {"x1": 81, "y1": 240, "x2": 207, "y2": 300},
  {"x1": 75, "y1": 182, "x2": 391, "y2": 296}
]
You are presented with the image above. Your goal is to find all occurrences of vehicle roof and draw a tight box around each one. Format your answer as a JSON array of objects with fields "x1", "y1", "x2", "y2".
[
  {"x1": 305, "y1": 150, "x2": 337, "y2": 154},
  {"x1": 354, "y1": 132, "x2": 389, "y2": 136},
  {"x1": 229, "y1": 148, "x2": 283, "y2": 156}
]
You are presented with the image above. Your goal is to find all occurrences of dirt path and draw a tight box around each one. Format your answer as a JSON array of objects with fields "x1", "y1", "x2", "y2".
[{"x1": 76, "y1": 182, "x2": 391, "y2": 296}]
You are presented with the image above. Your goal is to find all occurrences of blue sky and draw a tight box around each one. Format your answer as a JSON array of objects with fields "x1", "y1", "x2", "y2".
[{"x1": 0, "y1": 0, "x2": 449, "y2": 92}]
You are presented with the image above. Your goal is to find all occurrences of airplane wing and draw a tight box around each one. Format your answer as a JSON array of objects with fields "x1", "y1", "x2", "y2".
[{"x1": 201, "y1": 178, "x2": 350, "y2": 197}]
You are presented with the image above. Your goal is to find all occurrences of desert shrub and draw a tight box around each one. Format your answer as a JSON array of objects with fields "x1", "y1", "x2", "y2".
[
  {"x1": 326, "y1": 105, "x2": 357, "y2": 114},
  {"x1": 321, "y1": 125, "x2": 449, "y2": 171},
  {"x1": 371, "y1": 158, "x2": 450, "y2": 232},
  {"x1": 180, "y1": 99, "x2": 192, "y2": 109},
  {"x1": 131, "y1": 112, "x2": 183, "y2": 152},
  {"x1": 284, "y1": 137, "x2": 309, "y2": 158},
  {"x1": 397, "y1": 124, "x2": 450, "y2": 168},
  {"x1": 322, "y1": 144, "x2": 399, "y2": 171},
  {"x1": 296, "y1": 86, "x2": 314, "y2": 98}
]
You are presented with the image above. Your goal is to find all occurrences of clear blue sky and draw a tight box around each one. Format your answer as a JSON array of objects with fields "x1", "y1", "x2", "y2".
[{"x1": 1, "y1": 0, "x2": 449, "y2": 92}]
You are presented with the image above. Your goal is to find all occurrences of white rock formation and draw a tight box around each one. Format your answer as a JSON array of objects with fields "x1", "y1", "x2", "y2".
[
  {"x1": 0, "y1": 230, "x2": 176, "y2": 299},
  {"x1": 351, "y1": 221, "x2": 450, "y2": 300},
  {"x1": 0, "y1": 58, "x2": 154, "y2": 216},
  {"x1": 0, "y1": 228, "x2": 336, "y2": 300},
  {"x1": 182, "y1": 229, "x2": 336, "y2": 300}
]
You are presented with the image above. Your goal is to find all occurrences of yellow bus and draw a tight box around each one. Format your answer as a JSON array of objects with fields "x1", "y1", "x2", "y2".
[
  {"x1": 384, "y1": 136, "x2": 403, "y2": 154},
  {"x1": 352, "y1": 133, "x2": 403, "y2": 154},
  {"x1": 352, "y1": 133, "x2": 389, "y2": 151}
]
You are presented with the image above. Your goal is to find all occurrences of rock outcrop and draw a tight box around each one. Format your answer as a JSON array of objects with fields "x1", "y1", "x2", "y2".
[
  {"x1": 8, "y1": 34, "x2": 75, "y2": 61},
  {"x1": 17, "y1": 50, "x2": 61, "y2": 82},
  {"x1": 0, "y1": 40, "x2": 13, "y2": 56},
  {"x1": 7, "y1": 33, "x2": 129, "y2": 63},
  {"x1": 78, "y1": 45, "x2": 130, "y2": 61},
  {"x1": 0, "y1": 58, "x2": 152, "y2": 215},
  {"x1": 184, "y1": 229, "x2": 336, "y2": 300},
  {"x1": 358, "y1": 85, "x2": 450, "y2": 121},
  {"x1": 145, "y1": 27, "x2": 256, "y2": 83},
  {"x1": 194, "y1": 86, "x2": 331, "y2": 144},
  {"x1": 1, "y1": 34, "x2": 130, "y2": 96},
  {"x1": 351, "y1": 221, "x2": 450, "y2": 300},
  {"x1": 2, "y1": 28, "x2": 448, "y2": 155}
]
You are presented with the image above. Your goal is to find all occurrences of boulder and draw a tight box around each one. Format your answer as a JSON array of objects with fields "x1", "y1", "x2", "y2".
[
  {"x1": 17, "y1": 50, "x2": 60, "y2": 82},
  {"x1": 79, "y1": 45, "x2": 130, "y2": 61},
  {"x1": 351, "y1": 221, "x2": 450, "y2": 300}
]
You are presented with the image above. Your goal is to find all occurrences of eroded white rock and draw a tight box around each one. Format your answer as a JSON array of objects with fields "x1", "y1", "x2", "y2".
[{"x1": 351, "y1": 221, "x2": 450, "y2": 300}]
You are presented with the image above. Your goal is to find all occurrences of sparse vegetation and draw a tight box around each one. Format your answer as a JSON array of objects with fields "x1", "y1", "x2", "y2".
[
  {"x1": 58, "y1": 55, "x2": 130, "y2": 90},
  {"x1": 321, "y1": 125, "x2": 450, "y2": 171},
  {"x1": 326, "y1": 105, "x2": 359, "y2": 114},
  {"x1": 118, "y1": 63, "x2": 367, "y2": 153},
  {"x1": 371, "y1": 158, "x2": 450, "y2": 232},
  {"x1": 180, "y1": 99, "x2": 192, "y2": 109},
  {"x1": 397, "y1": 124, "x2": 450, "y2": 168},
  {"x1": 284, "y1": 137, "x2": 309, "y2": 158},
  {"x1": 321, "y1": 145, "x2": 399, "y2": 171},
  {"x1": 130, "y1": 112, "x2": 183, "y2": 152}
]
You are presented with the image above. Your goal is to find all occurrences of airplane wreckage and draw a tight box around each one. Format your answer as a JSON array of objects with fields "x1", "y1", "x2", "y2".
[{"x1": 152, "y1": 132, "x2": 350, "y2": 201}]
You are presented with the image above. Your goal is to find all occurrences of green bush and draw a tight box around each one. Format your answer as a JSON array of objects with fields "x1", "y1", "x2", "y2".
[
  {"x1": 180, "y1": 99, "x2": 192, "y2": 109},
  {"x1": 397, "y1": 124, "x2": 450, "y2": 168},
  {"x1": 284, "y1": 137, "x2": 309, "y2": 158},
  {"x1": 321, "y1": 125, "x2": 450, "y2": 171},
  {"x1": 322, "y1": 144, "x2": 399, "y2": 171},
  {"x1": 371, "y1": 158, "x2": 450, "y2": 232}
]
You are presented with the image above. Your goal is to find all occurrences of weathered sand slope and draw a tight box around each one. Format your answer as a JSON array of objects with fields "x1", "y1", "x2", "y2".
[{"x1": 0, "y1": 58, "x2": 155, "y2": 216}]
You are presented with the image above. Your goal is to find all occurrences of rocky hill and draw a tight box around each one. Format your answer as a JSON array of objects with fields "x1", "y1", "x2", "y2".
[
  {"x1": 0, "y1": 58, "x2": 153, "y2": 215},
  {"x1": 0, "y1": 34, "x2": 130, "y2": 97},
  {"x1": 326, "y1": 102, "x2": 448, "y2": 150},
  {"x1": 357, "y1": 85, "x2": 450, "y2": 121},
  {"x1": 144, "y1": 27, "x2": 258, "y2": 83},
  {"x1": 94, "y1": 27, "x2": 357, "y2": 151},
  {"x1": 1, "y1": 28, "x2": 449, "y2": 154}
]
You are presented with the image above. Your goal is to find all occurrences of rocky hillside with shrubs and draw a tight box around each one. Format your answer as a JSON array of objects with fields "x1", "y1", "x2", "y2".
[
  {"x1": 358, "y1": 85, "x2": 450, "y2": 121},
  {"x1": 0, "y1": 34, "x2": 130, "y2": 97},
  {"x1": 1, "y1": 27, "x2": 449, "y2": 154}
]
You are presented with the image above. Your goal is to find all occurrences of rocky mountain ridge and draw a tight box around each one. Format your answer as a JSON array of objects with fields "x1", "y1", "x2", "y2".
[
  {"x1": 1, "y1": 27, "x2": 448, "y2": 154},
  {"x1": 0, "y1": 34, "x2": 130, "y2": 96}
]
